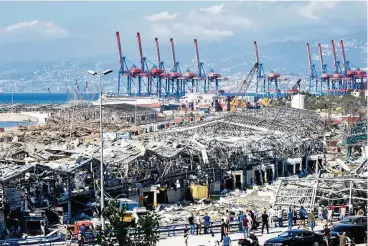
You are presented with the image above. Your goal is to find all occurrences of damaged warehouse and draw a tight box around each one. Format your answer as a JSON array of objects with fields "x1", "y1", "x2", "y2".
[{"x1": 0, "y1": 105, "x2": 365, "y2": 240}]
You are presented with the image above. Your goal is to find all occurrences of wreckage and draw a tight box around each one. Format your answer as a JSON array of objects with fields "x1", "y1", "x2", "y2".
[{"x1": 0, "y1": 105, "x2": 365, "y2": 236}]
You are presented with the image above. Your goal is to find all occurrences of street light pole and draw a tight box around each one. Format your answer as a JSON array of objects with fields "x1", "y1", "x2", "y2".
[
  {"x1": 98, "y1": 74, "x2": 105, "y2": 230},
  {"x1": 88, "y1": 69, "x2": 113, "y2": 231}
]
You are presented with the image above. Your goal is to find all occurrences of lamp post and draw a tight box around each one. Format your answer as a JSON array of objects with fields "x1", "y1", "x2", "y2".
[{"x1": 87, "y1": 69, "x2": 113, "y2": 231}]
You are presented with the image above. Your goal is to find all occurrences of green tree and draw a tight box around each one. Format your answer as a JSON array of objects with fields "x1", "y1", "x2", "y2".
[{"x1": 97, "y1": 199, "x2": 160, "y2": 246}]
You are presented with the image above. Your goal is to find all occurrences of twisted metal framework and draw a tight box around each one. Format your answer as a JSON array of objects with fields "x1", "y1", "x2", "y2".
[{"x1": 120, "y1": 107, "x2": 326, "y2": 189}]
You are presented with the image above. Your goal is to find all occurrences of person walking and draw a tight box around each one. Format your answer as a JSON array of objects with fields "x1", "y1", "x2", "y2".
[
  {"x1": 287, "y1": 209, "x2": 293, "y2": 230},
  {"x1": 196, "y1": 213, "x2": 202, "y2": 235},
  {"x1": 223, "y1": 233, "x2": 231, "y2": 246},
  {"x1": 261, "y1": 210, "x2": 269, "y2": 234},
  {"x1": 220, "y1": 219, "x2": 226, "y2": 242},
  {"x1": 203, "y1": 213, "x2": 211, "y2": 235},
  {"x1": 184, "y1": 225, "x2": 189, "y2": 246},
  {"x1": 242, "y1": 213, "x2": 249, "y2": 238},
  {"x1": 267, "y1": 206, "x2": 275, "y2": 228},
  {"x1": 277, "y1": 207, "x2": 283, "y2": 227},
  {"x1": 309, "y1": 210, "x2": 316, "y2": 231},
  {"x1": 299, "y1": 206, "x2": 306, "y2": 228},
  {"x1": 188, "y1": 214, "x2": 195, "y2": 235}
]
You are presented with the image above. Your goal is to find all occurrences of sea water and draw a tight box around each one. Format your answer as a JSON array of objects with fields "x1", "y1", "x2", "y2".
[{"x1": 0, "y1": 93, "x2": 98, "y2": 128}]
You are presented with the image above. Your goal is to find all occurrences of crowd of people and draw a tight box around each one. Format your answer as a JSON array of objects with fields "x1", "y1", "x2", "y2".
[{"x1": 183, "y1": 202, "x2": 367, "y2": 246}]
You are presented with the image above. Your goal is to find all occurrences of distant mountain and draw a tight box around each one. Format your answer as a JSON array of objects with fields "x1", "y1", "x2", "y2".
[{"x1": 0, "y1": 33, "x2": 366, "y2": 93}]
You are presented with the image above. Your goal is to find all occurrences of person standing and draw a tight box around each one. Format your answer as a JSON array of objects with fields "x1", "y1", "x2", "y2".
[
  {"x1": 327, "y1": 203, "x2": 334, "y2": 224},
  {"x1": 317, "y1": 204, "x2": 323, "y2": 223},
  {"x1": 267, "y1": 206, "x2": 275, "y2": 228},
  {"x1": 188, "y1": 214, "x2": 195, "y2": 235},
  {"x1": 322, "y1": 209, "x2": 328, "y2": 225},
  {"x1": 223, "y1": 233, "x2": 231, "y2": 246},
  {"x1": 196, "y1": 213, "x2": 202, "y2": 235},
  {"x1": 242, "y1": 214, "x2": 249, "y2": 238},
  {"x1": 277, "y1": 207, "x2": 283, "y2": 227},
  {"x1": 309, "y1": 211, "x2": 316, "y2": 231},
  {"x1": 299, "y1": 206, "x2": 306, "y2": 228},
  {"x1": 238, "y1": 212, "x2": 244, "y2": 232},
  {"x1": 287, "y1": 209, "x2": 293, "y2": 230},
  {"x1": 292, "y1": 206, "x2": 297, "y2": 226},
  {"x1": 261, "y1": 210, "x2": 269, "y2": 234},
  {"x1": 339, "y1": 203, "x2": 346, "y2": 220},
  {"x1": 203, "y1": 213, "x2": 211, "y2": 235},
  {"x1": 249, "y1": 209, "x2": 256, "y2": 230},
  {"x1": 184, "y1": 225, "x2": 189, "y2": 246}
]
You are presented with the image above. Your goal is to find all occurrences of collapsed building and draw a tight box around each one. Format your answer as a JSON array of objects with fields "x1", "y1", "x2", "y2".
[{"x1": 0, "y1": 106, "x2": 365, "y2": 236}]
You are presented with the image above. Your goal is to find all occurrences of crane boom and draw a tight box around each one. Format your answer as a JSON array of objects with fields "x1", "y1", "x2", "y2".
[
  {"x1": 318, "y1": 43, "x2": 324, "y2": 71},
  {"x1": 170, "y1": 38, "x2": 177, "y2": 70},
  {"x1": 115, "y1": 32, "x2": 123, "y2": 69},
  {"x1": 306, "y1": 43, "x2": 313, "y2": 75},
  {"x1": 194, "y1": 39, "x2": 200, "y2": 75},
  {"x1": 331, "y1": 40, "x2": 337, "y2": 72},
  {"x1": 136, "y1": 32, "x2": 143, "y2": 70},
  {"x1": 340, "y1": 40, "x2": 347, "y2": 73},
  {"x1": 253, "y1": 41, "x2": 260, "y2": 64},
  {"x1": 237, "y1": 63, "x2": 259, "y2": 95},
  {"x1": 154, "y1": 37, "x2": 161, "y2": 66}
]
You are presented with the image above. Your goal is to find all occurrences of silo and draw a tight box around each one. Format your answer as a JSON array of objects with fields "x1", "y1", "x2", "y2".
[{"x1": 291, "y1": 94, "x2": 305, "y2": 109}]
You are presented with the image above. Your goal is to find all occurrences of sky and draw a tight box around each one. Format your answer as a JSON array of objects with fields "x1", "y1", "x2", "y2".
[{"x1": 0, "y1": 1, "x2": 366, "y2": 63}]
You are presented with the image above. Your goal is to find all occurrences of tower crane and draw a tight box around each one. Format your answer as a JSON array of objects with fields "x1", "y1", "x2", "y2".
[
  {"x1": 306, "y1": 43, "x2": 319, "y2": 94},
  {"x1": 318, "y1": 43, "x2": 331, "y2": 93},
  {"x1": 151, "y1": 37, "x2": 165, "y2": 97},
  {"x1": 253, "y1": 41, "x2": 266, "y2": 99},
  {"x1": 168, "y1": 38, "x2": 183, "y2": 98},
  {"x1": 116, "y1": 31, "x2": 133, "y2": 95},
  {"x1": 330, "y1": 40, "x2": 344, "y2": 94}
]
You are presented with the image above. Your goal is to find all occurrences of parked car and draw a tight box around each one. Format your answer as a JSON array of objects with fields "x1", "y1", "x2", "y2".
[
  {"x1": 328, "y1": 224, "x2": 367, "y2": 245},
  {"x1": 264, "y1": 229, "x2": 325, "y2": 246},
  {"x1": 338, "y1": 216, "x2": 367, "y2": 228}
]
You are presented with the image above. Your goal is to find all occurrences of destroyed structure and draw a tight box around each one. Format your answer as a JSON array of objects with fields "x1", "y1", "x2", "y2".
[{"x1": 0, "y1": 106, "x2": 366, "y2": 233}]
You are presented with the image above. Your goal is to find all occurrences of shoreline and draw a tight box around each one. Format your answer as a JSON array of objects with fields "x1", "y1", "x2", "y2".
[{"x1": 0, "y1": 113, "x2": 39, "y2": 123}]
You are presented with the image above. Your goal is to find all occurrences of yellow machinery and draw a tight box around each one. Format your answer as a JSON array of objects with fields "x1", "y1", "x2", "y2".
[{"x1": 230, "y1": 98, "x2": 246, "y2": 112}]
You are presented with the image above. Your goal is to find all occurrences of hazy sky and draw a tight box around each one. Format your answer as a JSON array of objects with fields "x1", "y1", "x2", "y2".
[{"x1": 0, "y1": 1, "x2": 366, "y2": 62}]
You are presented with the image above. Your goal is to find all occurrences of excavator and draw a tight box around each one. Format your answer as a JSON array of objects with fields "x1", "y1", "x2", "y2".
[{"x1": 230, "y1": 63, "x2": 258, "y2": 112}]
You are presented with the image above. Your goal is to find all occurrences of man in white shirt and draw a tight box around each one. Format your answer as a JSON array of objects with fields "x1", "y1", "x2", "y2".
[
  {"x1": 276, "y1": 207, "x2": 283, "y2": 227},
  {"x1": 267, "y1": 206, "x2": 276, "y2": 228}
]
